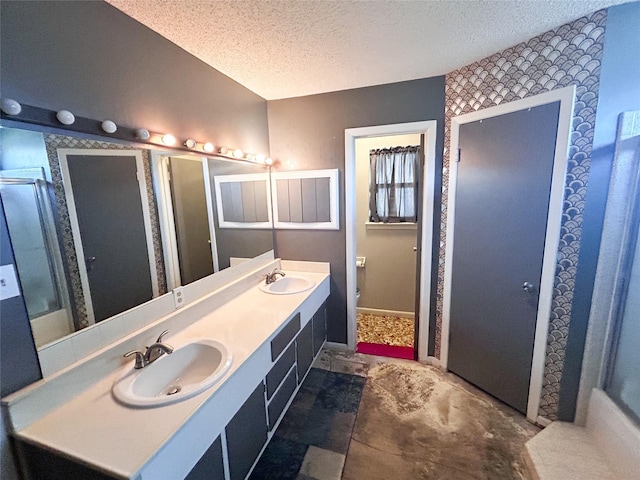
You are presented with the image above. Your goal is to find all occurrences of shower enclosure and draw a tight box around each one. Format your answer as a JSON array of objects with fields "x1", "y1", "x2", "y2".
[{"x1": 0, "y1": 169, "x2": 73, "y2": 346}]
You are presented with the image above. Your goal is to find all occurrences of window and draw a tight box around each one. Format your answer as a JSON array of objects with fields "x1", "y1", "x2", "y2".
[{"x1": 369, "y1": 146, "x2": 420, "y2": 223}]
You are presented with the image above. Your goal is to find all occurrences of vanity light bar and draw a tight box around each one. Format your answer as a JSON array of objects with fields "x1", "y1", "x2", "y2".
[{"x1": 0, "y1": 97, "x2": 274, "y2": 165}]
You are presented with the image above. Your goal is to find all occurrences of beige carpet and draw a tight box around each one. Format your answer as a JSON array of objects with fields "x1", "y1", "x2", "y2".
[{"x1": 356, "y1": 313, "x2": 414, "y2": 347}]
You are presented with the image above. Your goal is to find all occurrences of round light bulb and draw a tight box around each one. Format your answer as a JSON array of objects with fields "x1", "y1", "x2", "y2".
[
  {"x1": 1, "y1": 98, "x2": 22, "y2": 116},
  {"x1": 233, "y1": 149, "x2": 243, "y2": 158},
  {"x1": 56, "y1": 110, "x2": 75, "y2": 125},
  {"x1": 219, "y1": 146, "x2": 229, "y2": 155},
  {"x1": 264, "y1": 157, "x2": 274, "y2": 166},
  {"x1": 256, "y1": 154, "x2": 266, "y2": 164},
  {"x1": 101, "y1": 120, "x2": 117, "y2": 134},
  {"x1": 162, "y1": 134, "x2": 176, "y2": 146},
  {"x1": 135, "y1": 128, "x2": 150, "y2": 140},
  {"x1": 184, "y1": 138, "x2": 196, "y2": 149},
  {"x1": 203, "y1": 142, "x2": 214, "y2": 153}
]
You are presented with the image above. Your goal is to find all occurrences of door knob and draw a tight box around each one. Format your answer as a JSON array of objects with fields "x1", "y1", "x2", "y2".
[
  {"x1": 522, "y1": 281, "x2": 535, "y2": 293},
  {"x1": 86, "y1": 256, "x2": 96, "y2": 272}
]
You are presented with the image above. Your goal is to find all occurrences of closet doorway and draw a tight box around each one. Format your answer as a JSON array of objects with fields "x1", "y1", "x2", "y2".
[
  {"x1": 345, "y1": 121, "x2": 437, "y2": 361},
  {"x1": 354, "y1": 135, "x2": 421, "y2": 359}
]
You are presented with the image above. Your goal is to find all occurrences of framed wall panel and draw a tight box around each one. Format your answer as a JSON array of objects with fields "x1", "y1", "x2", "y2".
[
  {"x1": 271, "y1": 169, "x2": 339, "y2": 230},
  {"x1": 213, "y1": 173, "x2": 272, "y2": 229}
]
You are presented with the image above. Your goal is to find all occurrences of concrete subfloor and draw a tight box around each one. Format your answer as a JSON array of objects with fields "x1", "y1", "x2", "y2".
[{"x1": 313, "y1": 348, "x2": 540, "y2": 480}]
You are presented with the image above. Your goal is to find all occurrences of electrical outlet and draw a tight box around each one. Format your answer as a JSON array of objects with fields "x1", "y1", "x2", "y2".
[
  {"x1": 173, "y1": 286, "x2": 185, "y2": 309},
  {"x1": 0, "y1": 264, "x2": 21, "y2": 301}
]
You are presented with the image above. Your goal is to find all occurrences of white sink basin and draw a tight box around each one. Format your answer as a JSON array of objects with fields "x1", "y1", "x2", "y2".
[
  {"x1": 112, "y1": 339, "x2": 232, "y2": 408},
  {"x1": 259, "y1": 276, "x2": 315, "y2": 295}
]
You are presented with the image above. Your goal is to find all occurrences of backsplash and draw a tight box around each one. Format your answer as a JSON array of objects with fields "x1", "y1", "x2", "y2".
[
  {"x1": 44, "y1": 134, "x2": 167, "y2": 329},
  {"x1": 438, "y1": 10, "x2": 607, "y2": 420}
]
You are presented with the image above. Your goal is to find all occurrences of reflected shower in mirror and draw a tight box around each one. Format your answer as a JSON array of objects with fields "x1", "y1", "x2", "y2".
[{"x1": 0, "y1": 126, "x2": 274, "y2": 349}]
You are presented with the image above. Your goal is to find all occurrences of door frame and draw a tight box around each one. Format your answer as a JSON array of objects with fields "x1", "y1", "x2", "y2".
[
  {"x1": 443, "y1": 86, "x2": 575, "y2": 423},
  {"x1": 58, "y1": 149, "x2": 159, "y2": 325},
  {"x1": 345, "y1": 120, "x2": 437, "y2": 361}
]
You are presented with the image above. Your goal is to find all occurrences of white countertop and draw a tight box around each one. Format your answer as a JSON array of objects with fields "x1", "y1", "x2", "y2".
[{"x1": 13, "y1": 269, "x2": 330, "y2": 479}]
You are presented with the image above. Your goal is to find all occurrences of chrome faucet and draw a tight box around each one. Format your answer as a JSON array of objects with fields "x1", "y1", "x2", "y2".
[
  {"x1": 264, "y1": 268, "x2": 286, "y2": 284},
  {"x1": 124, "y1": 330, "x2": 174, "y2": 369}
]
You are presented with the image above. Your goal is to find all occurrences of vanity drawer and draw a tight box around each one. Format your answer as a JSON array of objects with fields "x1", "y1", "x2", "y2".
[
  {"x1": 267, "y1": 368, "x2": 297, "y2": 431},
  {"x1": 270, "y1": 313, "x2": 300, "y2": 361},
  {"x1": 266, "y1": 342, "x2": 296, "y2": 399}
]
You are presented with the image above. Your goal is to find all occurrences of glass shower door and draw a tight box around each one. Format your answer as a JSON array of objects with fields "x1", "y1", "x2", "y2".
[{"x1": 0, "y1": 171, "x2": 73, "y2": 346}]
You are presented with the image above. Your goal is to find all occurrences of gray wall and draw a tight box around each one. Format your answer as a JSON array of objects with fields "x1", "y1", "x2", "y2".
[
  {"x1": 0, "y1": 2, "x2": 271, "y2": 475},
  {"x1": 558, "y1": 1, "x2": 640, "y2": 421},
  {"x1": 0, "y1": 1, "x2": 269, "y2": 155},
  {"x1": 267, "y1": 77, "x2": 445, "y2": 342}
]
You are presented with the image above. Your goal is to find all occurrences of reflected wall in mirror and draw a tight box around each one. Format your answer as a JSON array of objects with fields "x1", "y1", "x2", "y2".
[
  {"x1": 153, "y1": 153, "x2": 273, "y2": 290},
  {"x1": 207, "y1": 160, "x2": 273, "y2": 269},
  {"x1": 0, "y1": 126, "x2": 274, "y2": 350}
]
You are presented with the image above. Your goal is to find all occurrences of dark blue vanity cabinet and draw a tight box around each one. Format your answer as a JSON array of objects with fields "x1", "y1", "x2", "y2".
[
  {"x1": 16, "y1": 303, "x2": 328, "y2": 480},
  {"x1": 185, "y1": 436, "x2": 225, "y2": 480},
  {"x1": 226, "y1": 383, "x2": 269, "y2": 480},
  {"x1": 266, "y1": 343, "x2": 296, "y2": 399},
  {"x1": 296, "y1": 321, "x2": 314, "y2": 384},
  {"x1": 18, "y1": 441, "x2": 118, "y2": 480},
  {"x1": 312, "y1": 303, "x2": 327, "y2": 356},
  {"x1": 270, "y1": 313, "x2": 300, "y2": 361},
  {"x1": 267, "y1": 368, "x2": 297, "y2": 430}
]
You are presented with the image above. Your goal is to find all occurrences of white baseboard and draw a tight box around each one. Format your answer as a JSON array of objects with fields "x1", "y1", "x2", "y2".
[
  {"x1": 324, "y1": 341, "x2": 351, "y2": 352},
  {"x1": 419, "y1": 356, "x2": 443, "y2": 370},
  {"x1": 536, "y1": 416, "x2": 552, "y2": 427}
]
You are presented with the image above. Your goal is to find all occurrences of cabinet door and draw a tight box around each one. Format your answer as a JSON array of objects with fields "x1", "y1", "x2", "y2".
[
  {"x1": 186, "y1": 436, "x2": 225, "y2": 480},
  {"x1": 226, "y1": 382, "x2": 268, "y2": 480},
  {"x1": 296, "y1": 321, "x2": 314, "y2": 383},
  {"x1": 18, "y1": 441, "x2": 117, "y2": 480},
  {"x1": 312, "y1": 303, "x2": 327, "y2": 355}
]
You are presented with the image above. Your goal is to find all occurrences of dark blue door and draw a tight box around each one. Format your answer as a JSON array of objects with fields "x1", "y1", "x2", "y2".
[
  {"x1": 448, "y1": 102, "x2": 560, "y2": 413},
  {"x1": 67, "y1": 154, "x2": 153, "y2": 322}
]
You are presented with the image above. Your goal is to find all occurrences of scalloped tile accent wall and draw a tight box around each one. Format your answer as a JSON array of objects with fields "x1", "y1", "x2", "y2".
[{"x1": 439, "y1": 10, "x2": 607, "y2": 420}]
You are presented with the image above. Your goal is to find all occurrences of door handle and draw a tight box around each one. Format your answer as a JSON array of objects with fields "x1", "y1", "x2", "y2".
[
  {"x1": 522, "y1": 281, "x2": 535, "y2": 293},
  {"x1": 86, "y1": 256, "x2": 96, "y2": 272}
]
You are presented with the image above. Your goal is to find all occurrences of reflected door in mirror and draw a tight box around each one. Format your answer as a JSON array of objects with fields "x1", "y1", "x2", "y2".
[
  {"x1": 62, "y1": 151, "x2": 156, "y2": 322},
  {"x1": 168, "y1": 157, "x2": 214, "y2": 285}
]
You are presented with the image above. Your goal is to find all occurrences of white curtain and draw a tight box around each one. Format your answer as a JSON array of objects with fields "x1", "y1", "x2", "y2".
[{"x1": 369, "y1": 146, "x2": 420, "y2": 222}]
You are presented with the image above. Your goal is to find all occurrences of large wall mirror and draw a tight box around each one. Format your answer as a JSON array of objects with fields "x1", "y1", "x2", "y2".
[{"x1": 0, "y1": 126, "x2": 274, "y2": 350}]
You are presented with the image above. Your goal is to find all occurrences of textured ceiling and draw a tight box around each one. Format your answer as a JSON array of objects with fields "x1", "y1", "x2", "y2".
[{"x1": 106, "y1": 0, "x2": 629, "y2": 100}]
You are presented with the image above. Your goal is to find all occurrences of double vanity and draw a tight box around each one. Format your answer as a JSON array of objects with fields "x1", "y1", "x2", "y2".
[{"x1": 2, "y1": 255, "x2": 330, "y2": 480}]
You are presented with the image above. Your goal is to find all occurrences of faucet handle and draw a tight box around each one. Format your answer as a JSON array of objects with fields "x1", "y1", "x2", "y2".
[
  {"x1": 156, "y1": 330, "x2": 169, "y2": 343},
  {"x1": 124, "y1": 350, "x2": 146, "y2": 369}
]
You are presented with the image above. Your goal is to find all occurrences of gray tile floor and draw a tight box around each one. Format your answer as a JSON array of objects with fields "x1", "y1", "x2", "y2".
[{"x1": 313, "y1": 348, "x2": 540, "y2": 480}]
